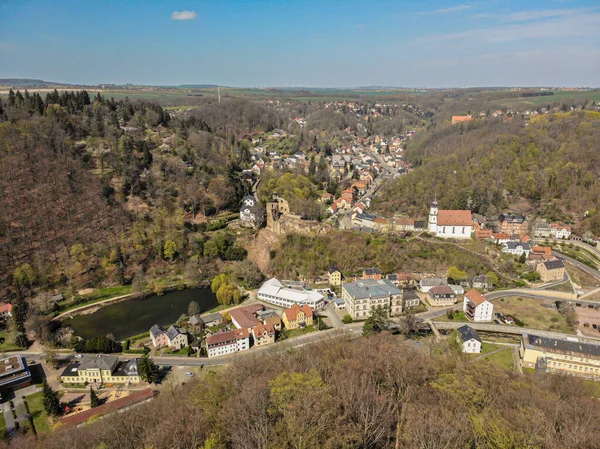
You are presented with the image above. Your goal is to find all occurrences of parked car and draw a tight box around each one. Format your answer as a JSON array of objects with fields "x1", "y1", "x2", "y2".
[
  {"x1": 494, "y1": 319, "x2": 500, "y2": 325},
  {"x1": 185, "y1": 372, "x2": 194, "y2": 377},
  {"x1": 593, "y1": 324, "x2": 598, "y2": 330},
  {"x1": 74, "y1": 354, "x2": 83, "y2": 359}
]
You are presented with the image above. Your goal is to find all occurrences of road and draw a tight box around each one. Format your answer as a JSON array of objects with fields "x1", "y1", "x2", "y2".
[{"x1": 552, "y1": 251, "x2": 600, "y2": 281}]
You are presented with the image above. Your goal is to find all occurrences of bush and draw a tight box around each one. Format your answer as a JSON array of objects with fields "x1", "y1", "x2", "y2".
[{"x1": 342, "y1": 314, "x2": 353, "y2": 324}]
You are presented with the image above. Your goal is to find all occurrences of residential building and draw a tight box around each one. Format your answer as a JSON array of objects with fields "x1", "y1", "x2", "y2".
[
  {"x1": 149, "y1": 324, "x2": 169, "y2": 348},
  {"x1": 402, "y1": 290, "x2": 421, "y2": 309},
  {"x1": 520, "y1": 334, "x2": 600, "y2": 380},
  {"x1": 229, "y1": 304, "x2": 264, "y2": 331},
  {"x1": 282, "y1": 304, "x2": 314, "y2": 329},
  {"x1": 533, "y1": 222, "x2": 552, "y2": 238},
  {"x1": 551, "y1": 223, "x2": 572, "y2": 239},
  {"x1": 166, "y1": 326, "x2": 189, "y2": 350},
  {"x1": 427, "y1": 200, "x2": 473, "y2": 239},
  {"x1": 419, "y1": 277, "x2": 448, "y2": 293},
  {"x1": 342, "y1": 279, "x2": 403, "y2": 320},
  {"x1": 333, "y1": 297, "x2": 346, "y2": 310},
  {"x1": 457, "y1": 325, "x2": 482, "y2": 354},
  {"x1": 0, "y1": 303, "x2": 12, "y2": 319},
  {"x1": 463, "y1": 289, "x2": 493, "y2": 322},
  {"x1": 0, "y1": 356, "x2": 32, "y2": 393},
  {"x1": 257, "y1": 278, "x2": 326, "y2": 310},
  {"x1": 471, "y1": 275, "x2": 492, "y2": 290},
  {"x1": 252, "y1": 323, "x2": 276, "y2": 346},
  {"x1": 189, "y1": 315, "x2": 204, "y2": 328},
  {"x1": 536, "y1": 260, "x2": 566, "y2": 282},
  {"x1": 449, "y1": 285, "x2": 465, "y2": 295},
  {"x1": 491, "y1": 233, "x2": 511, "y2": 245},
  {"x1": 59, "y1": 356, "x2": 140, "y2": 385},
  {"x1": 498, "y1": 213, "x2": 529, "y2": 235},
  {"x1": 451, "y1": 115, "x2": 472, "y2": 125},
  {"x1": 239, "y1": 195, "x2": 264, "y2": 228},
  {"x1": 475, "y1": 229, "x2": 493, "y2": 239},
  {"x1": 362, "y1": 268, "x2": 383, "y2": 280},
  {"x1": 427, "y1": 285, "x2": 456, "y2": 306},
  {"x1": 328, "y1": 266, "x2": 343, "y2": 287},
  {"x1": 206, "y1": 329, "x2": 250, "y2": 358},
  {"x1": 199, "y1": 312, "x2": 222, "y2": 328},
  {"x1": 502, "y1": 241, "x2": 531, "y2": 257}
]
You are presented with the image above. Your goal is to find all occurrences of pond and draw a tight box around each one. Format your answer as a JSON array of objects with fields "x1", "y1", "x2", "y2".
[{"x1": 65, "y1": 288, "x2": 218, "y2": 341}]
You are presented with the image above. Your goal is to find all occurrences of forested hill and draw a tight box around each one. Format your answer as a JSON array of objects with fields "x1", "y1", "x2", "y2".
[
  {"x1": 375, "y1": 111, "x2": 600, "y2": 235},
  {"x1": 0, "y1": 90, "x2": 280, "y2": 299}
]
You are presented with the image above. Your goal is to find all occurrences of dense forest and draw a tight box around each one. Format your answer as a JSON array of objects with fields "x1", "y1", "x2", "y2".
[
  {"x1": 14, "y1": 334, "x2": 600, "y2": 449},
  {"x1": 0, "y1": 90, "x2": 279, "y2": 301},
  {"x1": 375, "y1": 111, "x2": 600, "y2": 235}
]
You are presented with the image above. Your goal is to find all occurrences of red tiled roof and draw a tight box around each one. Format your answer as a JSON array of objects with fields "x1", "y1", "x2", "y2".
[
  {"x1": 283, "y1": 304, "x2": 313, "y2": 321},
  {"x1": 206, "y1": 329, "x2": 249, "y2": 347},
  {"x1": 229, "y1": 304, "x2": 264, "y2": 329},
  {"x1": 465, "y1": 289, "x2": 487, "y2": 306},
  {"x1": 0, "y1": 303, "x2": 12, "y2": 314},
  {"x1": 492, "y1": 232, "x2": 510, "y2": 240},
  {"x1": 437, "y1": 210, "x2": 472, "y2": 226}
]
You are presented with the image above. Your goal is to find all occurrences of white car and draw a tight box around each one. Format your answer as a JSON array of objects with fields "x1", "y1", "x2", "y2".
[
  {"x1": 185, "y1": 372, "x2": 194, "y2": 377},
  {"x1": 74, "y1": 354, "x2": 83, "y2": 358}
]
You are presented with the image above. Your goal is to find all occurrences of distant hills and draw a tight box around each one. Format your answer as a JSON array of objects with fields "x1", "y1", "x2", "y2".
[{"x1": 0, "y1": 78, "x2": 77, "y2": 87}]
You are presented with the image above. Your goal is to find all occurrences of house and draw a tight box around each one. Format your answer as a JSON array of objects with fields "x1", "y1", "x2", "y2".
[
  {"x1": 457, "y1": 325, "x2": 482, "y2": 354},
  {"x1": 520, "y1": 333, "x2": 600, "y2": 380},
  {"x1": 206, "y1": 329, "x2": 250, "y2": 358},
  {"x1": 0, "y1": 356, "x2": 32, "y2": 393},
  {"x1": 0, "y1": 303, "x2": 12, "y2": 319},
  {"x1": 427, "y1": 285, "x2": 456, "y2": 306},
  {"x1": 199, "y1": 312, "x2": 222, "y2": 328},
  {"x1": 239, "y1": 194, "x2": 264, "y2": 228},
  {"x1": 166, "y1": 326, "x2": 189, "y2": 350},
  {"x1": 419, "y1": 277, "x2": 448, "y2": 293},
  {"x1": 427, "y1": 200, "x2": 472, "y2": 239},
  {"x1": 533, "y1": 222, "x2": 552, "y2": 238},
  {"x1": 472, "y1": 275, "x2": 492, "y2": 290},
  {"x1": 320, "y1": 192, "x2": 333, "y2": 203},
  {"x1": 451, "y1": 115, "x2": 472, "y2": 125},
  {"x1": 362, "y1": 268, "x2": 383, "y2": 280},
  {"x1": 498, "y1": 213, "x2": 529, "y2": 235},
  {"x1": 536, "y1": 260, "x2": 566, "y2": 282},
  {"x1": 59, "y1": 356, "x2": 140, "y2": 385},
  {"x1": 386, "y1": 273, "x2": 399, "y2": 286},
  {"x1": 328, "y1": 266, "x2": 343, "y2": 287},
  {"x1": 252, "y1": 323, "x2": 276, "y2": 346},
  {"x1": 502, "y1": 241, "x2": 531, "y2": 257},
  {"x1": 551, "y1": 223, "x2": 572, "y2": 239},
  {"x1": 530, "y1": 246, "x2": 553, "y2": 261},
  {"x1": 282, "y1": 304, "x2": 314, "y2": 330},
  {"x1": 463, "y1": 289, "x2": 493, "y2": 322},
  {"x1": 402, "y1": 290, "x2": 421, "y2": 309},
  {"x1": 491, "y1": 233, "x2": 511, "y2": 245},
  {"x1": 257, "y1": 278, "x2": 326, "y2": 310},
  {"x1": 50, "y1": 294, "x2": 64, "y2": 303},
  {"x1": 449, "y1": 285, "x2": 465, "y2": 295},
  {"x1": 189, "y1": 315, "x2": 204, "y2": 328},
  {"x1": 229, "y1": 304, "x2": 264, "y2": 331},
  {"x1": 149, "y1": 325, "x2": 169, "y2": 348},
  {"x1": 333, "y1": 297, "x2": 346, "y2": 310},
  {"x1": 342, "y1": 279, "x2": 403, "y2": 320},
  {"x1": 475, "y1": 229, "x2": 493, "y2": 239}
]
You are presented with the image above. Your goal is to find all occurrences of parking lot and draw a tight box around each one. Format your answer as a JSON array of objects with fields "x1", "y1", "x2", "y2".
[{"x1": 576, "y1": 305, "x2": 600, "y2": 337}]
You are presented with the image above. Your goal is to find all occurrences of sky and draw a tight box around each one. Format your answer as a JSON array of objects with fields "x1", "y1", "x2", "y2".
[{"x1": 0, "y1": 0, "x2": 599, "y2": 87}]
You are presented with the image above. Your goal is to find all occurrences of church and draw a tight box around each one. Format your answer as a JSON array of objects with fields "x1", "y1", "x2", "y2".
[{"x1": 427, "y1": 200, "x2": 473, "y2": 239}]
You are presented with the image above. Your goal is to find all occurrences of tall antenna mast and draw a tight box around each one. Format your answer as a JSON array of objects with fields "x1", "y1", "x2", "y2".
[{"x1": 218, "y1": 85, "x2": 221, "y2": 103}]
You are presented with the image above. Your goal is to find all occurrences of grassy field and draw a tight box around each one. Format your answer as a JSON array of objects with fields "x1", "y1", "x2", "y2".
[
  {"x1": 281, "y1": 325, "x2": 316, "y2": 339},
  {"x1": 546, "y1": 280, "x2": 574, "y2": 293},
  {"x1": 493, "y1": 90, "x2": 600, "y2": 108},
  {"x1": 475, "y1": 342, "x2": 505, "y2": 356},
  {"x1": 0, "y1": 331, "x2": 20, "y2": 351},
  {"x1": 552, "y1": 244, "x2": 600, "y2": 270},
  {"x1": 565, "y1": 261, "x2": 600, "y2": 289},
  {"x1": 477, "y1": 347, "x2": 515, "y2": 370},
  {"x1": 434, "y1": 310, "x2": 469, "y2": 323},
  {"x1": 58, "y1": 285, "x2": 133, "y2": 314},
  {"x1": 23, "y1": 391, "x2": 52, "y2": 433},
  {"x1": 495, "y1": 297, "x2": 573, "y2": 334}
]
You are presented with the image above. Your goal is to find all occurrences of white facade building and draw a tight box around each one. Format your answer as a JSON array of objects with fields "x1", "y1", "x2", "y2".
[
  {"x1": 428, "y1": 200, "x2": 472, "y2": 239},
  {"x1": 457, "y1": 325, "x2": 482, "y2": 354},
  {"x1": 206, "y1": 329, "x2": 250, "y2": 358},
  {"x1": 257, "y1": 278, "x2": 326, "y2": 310},
  {"x1": 463, "y1": 289, "x2": 493, "y2": 322}
]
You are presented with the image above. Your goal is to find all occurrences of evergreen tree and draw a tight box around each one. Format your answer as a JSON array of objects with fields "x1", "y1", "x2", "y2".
[
  {"x1": 308, "y1": 155, "x2": 316, "y2": 176},
  {"x1": 362, "y1": 307, "x2": 391, "y2": 337},
  {"x1": 89, "y1": 387, "x2": 100, "y2": 408},
  {"x1": 42, "y1": 380, "x2": 61, "y2": 416},
  {"x1": 8, "y1": 89, "x2": 15, "y2": 107},
  {"x1": 138, "y1": 353, "x2": 159, "y2": 384},
  {"x1": 12, "y1": 294, "x2": 28, "y2": 334}
]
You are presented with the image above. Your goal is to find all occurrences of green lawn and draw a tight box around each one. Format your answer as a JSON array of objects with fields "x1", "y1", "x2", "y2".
[
  {"x1": 23, "y1": 391, "x2": 52, "y2": 433},
  {"x1": 281, "y1": 326, "x2": 316, "y2": 339},
  {"x1": 478, "y1": 343, "x2": 505, "y2": 356},
  {"x1": 0, "y1": 331, "x2": 20, "y2": 351},
  {"x1": 434, "y1": 311, "x2": 470, "y2": 323},
  {"x1": 495, "y1": 297, "x2": 574, "y2": 334},
  {"x1": 59, "y1": 285, "x2": 133, "y2": 314},
  {"x1": 478, "y1": 347, "x2": 515, "y2": 370},
  {"x1": 546, "y1": 280, "x2": 574, "y2": 293},
  {"x1": 0, "y1": 411, "x2": 7, "y2": 440}
]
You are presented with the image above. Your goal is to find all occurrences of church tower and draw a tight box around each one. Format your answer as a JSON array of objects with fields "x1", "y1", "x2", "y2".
[{"x1": 428, "y1": 199, "x2": 439, "y2": 233}]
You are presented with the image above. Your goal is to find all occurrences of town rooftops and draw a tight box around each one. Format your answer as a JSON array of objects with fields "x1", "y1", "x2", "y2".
[
  {"x1": 189, "y1": 315, "x2": 202, "y2": 326},
  {"x1": 229, "y1": 304, "x2": 265, "y2": 329},
  {"x1": 0, "y1": 356, "x2": 27, "y2": 378},
  {"x1": 437, "y1": 210, "x2": 473, "y2": 226},
  {"x1": 199, "y1": 312, "x2": 222, "y2": 324},
  {"x1": 363, "y1": 268, "x2": 382, "y2": 275},
  {"x1": 457, "y1": 325, "x2": 481, "y2": 343},
  {"x1": 429, "y1": 285, "x2": 455, "y2": 296},
  {"x1": 0, "y1": 303, "x2": 13, "y2": 315},
  {"x1": 257, "y1": 278, "x2": 324, "y2": 306},
  {"x1": 328, "y1": 266, "x2": 341, "y2": 274},
  {"x1": 78, "y1": 355, "x2": 118, "y2": 371},
  {"x1": 543, "y1": 260, "x2": 565, "y2": 270},
  {"x1": 343, "y1": 279, "x2": 401, "y2": 300},
  {"x1": 283, "y1": 303, "x2": 313, "y2": 321},
  {"x1": 149, "y1": 324, "x2": 166, "y2": 339},
  {"x1": 206, "y1": 329, "x2": 249, "y2": 348},
  {"x1": 492, "y1": 232, "x2": 511, "y2": 240},
  {"x1": 506, "y1": 242, "x2": 531, "y2": 250},
  {"x1": 420, "y1": 278, "x2": 448, "y2": 287},
  {"x1": 465, "y1": 289, "x2": 487, "y2": 306},
  {"x1": 498, "y1": 213, "x2": 527, "y2": 223},
  {"x1": 166, "y1": 325, "x2": 186, "y2": 341},
  {"x1": 523, "y1": 333, "x2": 600, "y2": 358}
]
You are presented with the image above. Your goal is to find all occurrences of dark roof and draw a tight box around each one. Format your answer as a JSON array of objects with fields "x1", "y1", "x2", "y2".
[
  {"x1": 498, "y1": 213, "x2": 527, "y2": 223},
  {"x1": 199, "y1": 312, "x2": 222, "y2": 324},
  {"x1": 328, "y1": 266, "x2": 341, "y2": 274},
  {"x1": 364, "y1": 267, "x2": 382, "y2": 275},
  {"x1": 402, "y1": 290, "x2": 419, "y2": 300},
  {"x1": 429, "y1": 285, "x2": 455, "y2": 296},
  {"x1": 457, "y1": 325, "x2": 481, "y2": 343},
  {"x1": 166, "y1": 325, "x2": 186, "y2": 340},
  {"x1": 543, "y1": 260, "x2": 565, "y2": 270},
  {"x1": 524, "y1": 334, "x2": 600, "y2": 358},
  {"x1": 149, "y1": 324, "x2": 166, "y2": 339},
  {"x1": 386, "y1": 274, "x2": 398, "y2": 281}
]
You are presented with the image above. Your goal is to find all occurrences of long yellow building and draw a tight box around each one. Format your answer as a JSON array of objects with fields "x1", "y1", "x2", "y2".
[
  {"x1": 60, "y1": 355, "x2": 141, "y2": 385},
  {"x1": 520, "y1": 333, "x2": 600, "y2": 381}
]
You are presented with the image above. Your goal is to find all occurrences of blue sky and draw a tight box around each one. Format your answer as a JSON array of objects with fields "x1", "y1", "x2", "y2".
[{"x1": 0, "y1": 0, "x2": 599, "y2": 87}]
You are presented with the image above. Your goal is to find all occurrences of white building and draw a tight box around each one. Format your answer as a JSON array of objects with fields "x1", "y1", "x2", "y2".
[
  {"x1": 257, "y1": 278, "x2": 326, "y2": 310},
  {"x1": 463, "y1": 289, "x2": 493, "y2": 322},
  {"x1": 551, "y1": 223, "x2": 572, "y2": 239},
  {"x1": 427, "y1": 200, "x2": 472, "y2": 239},
  {"x1": 502, "y1": 242, "x2": 531, "y2": 257},
  {"x1": 457, "y1": 325, "x2": 482, "y2": 354},
  {"x1": 206, "y1": 329, "x2": 250, "y2": 358},
  {"x1": 419, "y1": 277, "x2": 448, "y2": 293}
]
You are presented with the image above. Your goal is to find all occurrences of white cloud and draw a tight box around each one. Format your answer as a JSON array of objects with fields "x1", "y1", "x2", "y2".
[
  {"x1": 171, "y1": 10, "x2": 197, "y2": 21},
  {"x1": 501, "y1": 8, "x2": 589, "y2": 22},
  {"x1": 414, "y1": 3, "x2": 476, "y2": 16}
]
